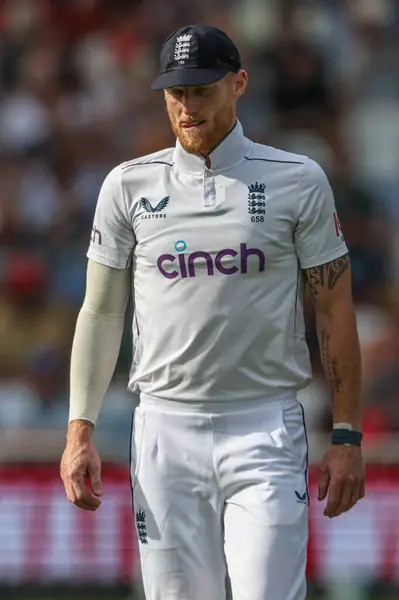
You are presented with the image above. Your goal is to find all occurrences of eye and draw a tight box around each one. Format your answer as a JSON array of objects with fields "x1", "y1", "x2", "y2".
[
  {"x1": 195, "y1": 87, "x2": 212, "y2": 97},
  {"x1": 168, "y1": 88, "x2": 184, "y2": 100}
]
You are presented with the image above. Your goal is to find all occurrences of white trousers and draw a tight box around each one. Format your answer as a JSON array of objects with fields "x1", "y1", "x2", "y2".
[{"x1": 130, "y1": 395, "x2": 309, "y2": 600}]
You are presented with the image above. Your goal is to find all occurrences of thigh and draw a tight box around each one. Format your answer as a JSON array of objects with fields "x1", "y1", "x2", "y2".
[
  {"x1": 131, "y1": 405, "x2": 226, "y2": 600},
  {"x1": 224, "y1": 501, "x2": 308, "y2": 600},
  {"x1": 222, "y1": 400, "x2": 309, "y2": 600}
]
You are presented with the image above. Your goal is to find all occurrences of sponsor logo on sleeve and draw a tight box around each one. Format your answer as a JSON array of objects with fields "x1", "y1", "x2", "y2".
[
  {"x1": 333, "y1": 212, "x2": 345, "y2": 241},
  {"x1": 91, "y1": 226, "x2": 102, "y2": 245}
]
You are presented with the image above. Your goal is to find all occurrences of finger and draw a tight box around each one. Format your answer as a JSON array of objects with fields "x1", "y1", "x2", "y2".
[
  {"x1": 68, "y1": 488, "x2": 96, "y2": 511},
  {"x1": 336, "y1": 481, "x2": 354, "y2": 516},
  {"x1": 64, "y1": 478, "x2": 95, "y2": 510},
  {"x1": 61, "y1": 472, "x2": 77, "y2": 505},
  {"x1": 88, "y1": 463, "x2": 103, "y2": 498},
  {"x1": 324, "y1": 478, "x2": 344, "y2": 518},
  {"x1": 318, "y1": 467, "x2": 330, "y2": 501},
  {"x1": 71, "y1": 488, "x2": 101, "y2": 511},
  {"x1": 64, "y1": 481, "x2": 75, "y2": 504},
  {"x1": 71, "y1": 475, "x2": 101, "y2": 510},
  {"x1": 73, "y1": 498, "x2": 99, "y2": 511},
  {"x1": 359, "y1": 479, "x2": 366, "y2": 499},
  {"x1": 349, "y1": 483, "x2": 362, "y2": 509}
]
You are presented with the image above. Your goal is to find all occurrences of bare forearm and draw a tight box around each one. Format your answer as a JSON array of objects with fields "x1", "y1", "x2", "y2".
[
  {"x1": 67, "y1": 416, "x2": 94, "y2": 438},
  {"x1": 316, "y1": 307, "x2": 362, "y2": 430},
  {"x1": 305, "y1": 254, "x2": 362, "y2": 430}
]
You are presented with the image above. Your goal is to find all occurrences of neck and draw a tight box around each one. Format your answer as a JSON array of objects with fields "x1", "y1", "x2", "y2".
[
  {"x1": 199, "y1": 119, "x2": 237, "y2": 167},
  {"x1": 202, "y1": 154, "x2": 211, "y2": 168}
]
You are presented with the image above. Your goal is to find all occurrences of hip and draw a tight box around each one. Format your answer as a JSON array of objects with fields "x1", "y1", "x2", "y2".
[
  {"x1": 130, "y1": 392, "x2": 309, "y2": 505},
  {"x1": 133, "y1": 392, "x2": 308, "y2": 476}
]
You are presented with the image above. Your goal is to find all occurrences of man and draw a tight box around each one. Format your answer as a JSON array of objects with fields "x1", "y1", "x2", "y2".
[{"x1": 61, "y1": 24, "x2": 364, "y2": 600}]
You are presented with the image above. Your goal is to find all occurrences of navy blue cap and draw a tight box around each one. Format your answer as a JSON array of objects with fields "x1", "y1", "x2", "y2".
[{"x1": 151, "y1": 24, "x2": 242, "y2": 90}]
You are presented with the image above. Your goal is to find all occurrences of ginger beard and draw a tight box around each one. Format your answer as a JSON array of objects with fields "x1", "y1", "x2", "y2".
[{"x1": 167, "y1": 101, "x2": 235, "y2": 157}]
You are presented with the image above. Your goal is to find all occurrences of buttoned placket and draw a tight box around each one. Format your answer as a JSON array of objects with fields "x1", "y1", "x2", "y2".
[{"x1": 203, "y1": 168, "x2": 216, "y2": 208}]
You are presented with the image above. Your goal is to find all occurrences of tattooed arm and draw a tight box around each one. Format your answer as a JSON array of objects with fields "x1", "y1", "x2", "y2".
[
  {"x1": 305, "y1": 253, "x2": 362, "y2": 430},
  {"x1": 295, "y1": 160, "x2": 364, "y2": 517},
  {"x1": 305, "y1": 253, "x2": 365, "y2": 518}
]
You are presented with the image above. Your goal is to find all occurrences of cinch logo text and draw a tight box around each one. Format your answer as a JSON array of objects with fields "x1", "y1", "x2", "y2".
[
  {"x1": 91, "y1": 226, "x2": 102, "y2": 245},
  {"x1": 157, "y1": 243, "x2": 265, "y2": 279}
]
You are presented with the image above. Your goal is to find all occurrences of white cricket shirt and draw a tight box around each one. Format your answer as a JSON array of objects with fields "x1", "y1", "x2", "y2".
[{"x1": 87, "y1": 121, "x2": 347, "y2": 403}]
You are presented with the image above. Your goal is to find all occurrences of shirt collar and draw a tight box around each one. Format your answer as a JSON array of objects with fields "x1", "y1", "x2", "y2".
[{"x1": 174, "y1": 120, "x2": 252, "y2": 174}]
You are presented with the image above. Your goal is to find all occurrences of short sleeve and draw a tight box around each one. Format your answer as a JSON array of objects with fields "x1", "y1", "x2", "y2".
[
  {"x1": 87, "y1": 165, "x2": 135, "y2": 269},
  {"x1": 294, "y1": 158, "x2": 348, "y2": 269}
]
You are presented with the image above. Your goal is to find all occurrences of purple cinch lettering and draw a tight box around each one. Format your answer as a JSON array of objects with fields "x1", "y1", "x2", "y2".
[
  {"x1": 157, "y1": 244, "x2": 266, "y2": 279},
  {"x1": 157, "y1": 254, "x2": 178, "y2": 279},
  {"x1": 188, "y1": 251, "x2": 214, "y2": 278},
  {"x1": 215, "y1": 249, "x2": 238, "y2": 275},
  {"x1": 178, "y1": 254, "x2": 188, "y2": 278},
  {"x1": 240, "y1": 243, "x2": 265, "y2": 274},
  {"x1": 91, "y1": 226, "x2": 102, "y2": 245}
]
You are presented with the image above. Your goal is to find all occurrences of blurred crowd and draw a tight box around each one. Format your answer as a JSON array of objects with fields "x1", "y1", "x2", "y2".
[{"x1": 0, "y1": 0, "x2": 398, "y2": 463}]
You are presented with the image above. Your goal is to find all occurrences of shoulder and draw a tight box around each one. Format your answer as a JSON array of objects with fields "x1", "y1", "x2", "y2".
[
  {"x1": 100, "y1": 148, "x2": 175, "y2": 197},
  {"x1": 248, "y1": 144, "x2": 329, "y2": 189},
  {"x1": 246, "y1": 142, "x2": 308, "y2": 167},
  {"x1": 121, "y1": 147, "x2": 175, "y2": 172}
]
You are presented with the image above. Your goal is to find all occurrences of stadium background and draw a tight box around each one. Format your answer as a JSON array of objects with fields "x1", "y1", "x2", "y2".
[{"x1": 0, "y1": 0, "x2": 399, "y2": 599}]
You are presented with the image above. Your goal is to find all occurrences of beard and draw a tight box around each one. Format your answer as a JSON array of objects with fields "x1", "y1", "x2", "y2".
[{"x1": 167, "y1": 103, "x2": 235, "y2": 156}]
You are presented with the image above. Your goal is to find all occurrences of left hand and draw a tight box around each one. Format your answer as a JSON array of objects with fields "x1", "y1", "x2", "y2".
[{"x1": 318, "y1": 444, "x2": 365, "y2": 518}]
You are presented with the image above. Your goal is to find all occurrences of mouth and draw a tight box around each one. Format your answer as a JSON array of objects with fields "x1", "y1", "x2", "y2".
[{"x1": 181, "y1": 120, "x2": 206, "y2": 130}]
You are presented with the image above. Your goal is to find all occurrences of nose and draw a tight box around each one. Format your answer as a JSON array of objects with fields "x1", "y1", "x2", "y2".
[
  {"x1": 180, "y1": 90, "x2": 201, "y2": 115},
  {"x1": 181, "y1": 108, "x2": 199, "y2": 121}
]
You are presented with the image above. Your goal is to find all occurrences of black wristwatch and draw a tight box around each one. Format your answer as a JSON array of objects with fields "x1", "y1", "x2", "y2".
[{"x1": 331, "y1": 428, "x2": 363, "y2": 446}]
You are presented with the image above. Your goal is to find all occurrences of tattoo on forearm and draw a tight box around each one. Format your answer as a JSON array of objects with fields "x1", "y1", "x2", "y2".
[
  {"x1": 305, "y1": 254, "x2": 349, "y2": 303},
  {"x1": 327, "y1": 255, "x2": 349, "y2": 289},
  {"x1": 331, "y1": 358, "x2": 341, "y2": 393},
  {"x1": 320, "y1": 330, "x2": 342, "y2": 393},
  {"x1": 307, "y1": 265, "x2": 324, "y2": 302}
]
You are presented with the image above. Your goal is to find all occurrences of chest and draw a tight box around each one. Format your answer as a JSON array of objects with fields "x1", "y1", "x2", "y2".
[{"x1": 128, "y1": 166, "x2": 298, "y2": 273}]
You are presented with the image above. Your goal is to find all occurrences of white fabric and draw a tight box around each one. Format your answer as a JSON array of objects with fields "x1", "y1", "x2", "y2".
[
  {"x1": 87, "y1": 120, "x2": 347, "y2": 404},
  {"x1": 131, "y1": 395, "x2": 308, "y2": 600},
  {"x1": 68, "y1": 261, "x2": 130, "y2": 424}
]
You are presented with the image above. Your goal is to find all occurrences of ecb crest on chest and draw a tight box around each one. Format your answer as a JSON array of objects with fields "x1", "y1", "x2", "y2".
[{"x1": 248, "y1": 182, "x2": 266, "y2": 216}]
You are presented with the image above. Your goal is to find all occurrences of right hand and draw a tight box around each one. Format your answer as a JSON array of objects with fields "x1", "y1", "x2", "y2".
[{"x1": 60, "y1": 420, "x2": 103, "y2": 511}]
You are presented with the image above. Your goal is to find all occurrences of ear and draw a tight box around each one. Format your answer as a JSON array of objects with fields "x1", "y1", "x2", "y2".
[{"x1": 233, "y1": 69, "x2": 248, "y2": 99}]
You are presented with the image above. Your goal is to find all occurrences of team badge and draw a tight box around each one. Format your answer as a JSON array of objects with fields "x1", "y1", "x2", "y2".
[
  {"x1": 247, "y1": 182, "x2": 266, "y2": 222},
  {"x1": 135, "y1": 508, "x2": 148, "y2": 544},
  {"x1": 174, "y1": 34, "x2": 192, "y2": 65}
]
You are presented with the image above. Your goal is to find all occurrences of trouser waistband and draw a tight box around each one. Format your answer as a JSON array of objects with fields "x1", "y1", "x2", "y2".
[{"x1": 139, "y1": 391, "x2": 298, "y2": 414}]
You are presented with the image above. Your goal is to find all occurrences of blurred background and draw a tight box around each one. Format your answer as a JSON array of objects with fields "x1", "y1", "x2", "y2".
[{"x1": 0, "y1": 0, "x2": 399, "y2": 599}]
